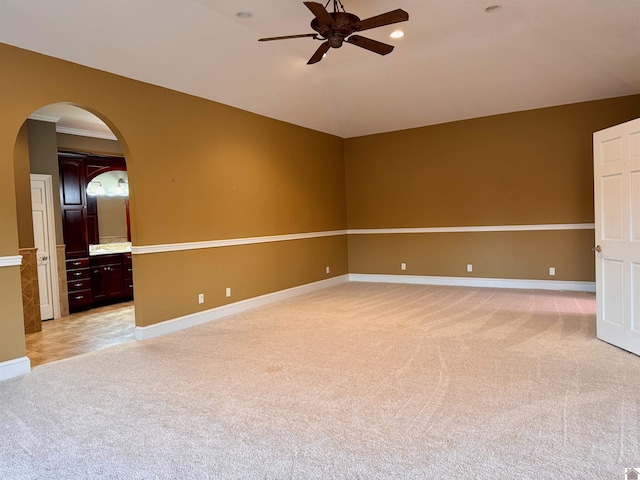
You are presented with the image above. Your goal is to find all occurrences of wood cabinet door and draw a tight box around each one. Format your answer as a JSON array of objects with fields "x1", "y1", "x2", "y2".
[
  {"x1": 62, "y1": 209, "x2": 88, "y2": 258},
  {"x1": 59, "y1": 158, "x2": 88, "y2": 258},
  {"x1": 59, "y1": 158, "x2": 84, "y2": 206},
  {"x1": 105, "y1": 263, "x2": 125, "y2": 299},
  {"x1": 91, "y1": 266, "x2": 107, "y2": 303},
  {"x1": 90, "y1": 256, "x2": 125, "y2": 303},
  {"x1": 86, "y1": 196, "x2": 99, "y2": 246}
]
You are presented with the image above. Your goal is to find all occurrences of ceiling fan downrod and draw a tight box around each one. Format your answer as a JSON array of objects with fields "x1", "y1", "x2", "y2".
[{"x1": 325, "y1": 0, "x2": 346, "y2": 14}]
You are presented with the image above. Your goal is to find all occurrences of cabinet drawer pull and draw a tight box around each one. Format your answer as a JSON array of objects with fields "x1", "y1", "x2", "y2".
[
  {"x1": 74, "y1": 282, "x2": 83, "y2": 288},
  {"x1": 74, "y1": 272, "x2": 82, "y2": 276},
  {"x1": 75, "y1": 295, "x2": 84, "y2": 300},
  {"x1": 73, "y1": 261, "x2": 81, "y2": 266}
]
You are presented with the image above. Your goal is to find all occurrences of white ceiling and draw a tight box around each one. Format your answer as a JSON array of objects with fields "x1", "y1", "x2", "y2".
[
  {"x1": 2, "y1": 0, "x2": 640, "y2": 138},
  {"x1": 30, "y1": 104, "x2": 117, "y2": 140}
]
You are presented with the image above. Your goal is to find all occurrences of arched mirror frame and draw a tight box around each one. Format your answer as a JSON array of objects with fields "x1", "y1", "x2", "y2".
[{"x1": 59, "y1": 151, "x2": 130, "y2": 245}]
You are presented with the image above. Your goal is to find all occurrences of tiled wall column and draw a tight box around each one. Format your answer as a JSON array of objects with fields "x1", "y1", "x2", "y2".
[{"x1": 19, "y1": 248, "x2": 42, "y2": 334}]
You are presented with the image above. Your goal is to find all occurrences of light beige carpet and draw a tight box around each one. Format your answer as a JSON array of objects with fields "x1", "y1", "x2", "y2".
[{"x1": 1, "y1": 283, "x2": 638, "y2": 479}]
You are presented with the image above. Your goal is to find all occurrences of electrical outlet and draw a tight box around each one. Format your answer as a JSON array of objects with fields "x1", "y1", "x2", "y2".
[
  {"x1": 225, "y1": 287, "x2": 231, "y2": 298},
  {"x1": 198, "y1": 293, "x2": 204, "y2": 304},
  {"x1": 467, "y1": 264, "x2": 473, "y2": 272},
  {"x1": 326, "y1": 266, "x2": 330, "y2": 274},
  {"x1": 549, "y1": 267, "x2": 556, "y2": 276},
  {"x1": 401, "y1": 262, "x2": 406, "y2": 271}
]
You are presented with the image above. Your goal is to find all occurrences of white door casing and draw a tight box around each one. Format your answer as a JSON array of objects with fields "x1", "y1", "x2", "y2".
[
  {"x1": 31, "y1": 174, "x2": 60, "y2": 321},
  {"x1": 593, "y1": 118, "x2": 640, "y2": 356}
]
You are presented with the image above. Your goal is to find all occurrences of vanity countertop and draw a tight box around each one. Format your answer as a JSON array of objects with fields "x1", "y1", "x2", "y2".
[{"x1": 89, "y1": 242, "x2": 132, "y2": 256}]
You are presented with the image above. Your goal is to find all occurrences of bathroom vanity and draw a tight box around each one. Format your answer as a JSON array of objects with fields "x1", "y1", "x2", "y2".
[{"x1": 59, "y1": 152, "x2": 133, "y2": 312}]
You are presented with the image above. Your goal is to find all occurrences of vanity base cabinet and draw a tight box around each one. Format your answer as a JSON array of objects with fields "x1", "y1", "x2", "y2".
[
  {"x1": 68, "y1": 253, "x2": 131, "y2": 312},
  {"x1": 90, "y1": 254, "x2": 126, "y2": 305}
]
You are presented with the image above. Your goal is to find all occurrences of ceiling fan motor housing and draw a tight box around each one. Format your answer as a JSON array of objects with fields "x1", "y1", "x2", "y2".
[{"x1": 311, "y1": 11, "x2": 361, "y2": 48}]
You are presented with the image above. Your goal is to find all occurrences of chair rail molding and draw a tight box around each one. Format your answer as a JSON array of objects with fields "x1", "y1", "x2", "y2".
[{"x1": 0, "y1": 256, "x2": 23, "y2": 268}]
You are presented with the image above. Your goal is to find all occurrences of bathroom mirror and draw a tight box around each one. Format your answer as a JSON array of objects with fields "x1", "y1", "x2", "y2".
[
  {"x1": 87, "y1": 171, "x2": 130, "y2": 245},
  {"x1": 96, "y1": 196, "x2": 128, "y2": 244}
]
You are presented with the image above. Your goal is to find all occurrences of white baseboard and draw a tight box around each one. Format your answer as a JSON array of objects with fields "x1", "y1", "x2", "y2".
[
  {"x1": 0, "y1": 356, "x2": 31, "y2": 381},
  {"x1": 348, "y1": 273, "x2": 596, "y2": 292},
  {"x1": 135, "y1": 274, "x2": 349, "y2": 340}
]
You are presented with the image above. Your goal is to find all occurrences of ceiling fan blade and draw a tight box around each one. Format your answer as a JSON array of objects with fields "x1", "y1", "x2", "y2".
[
  {"x1": 303, "y1": 1, "x2": 337, "y2": 28},
  {"x1": 307, "y1": 41, "x2": 331, "y2": 64},
  {"x1": 355, "y1": 9, "x2": 409, "y2": 32},
  {"x1": 259, "y1": 33, "x2": 317, "y2": 42},
  {"x1": 347, "y1": 35, "x2": 394, "y2": 55}
]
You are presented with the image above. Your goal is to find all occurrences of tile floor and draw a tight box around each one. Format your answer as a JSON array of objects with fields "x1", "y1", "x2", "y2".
[{"x1": 25, "y1": 302, "x2": 135, "y2": 367}]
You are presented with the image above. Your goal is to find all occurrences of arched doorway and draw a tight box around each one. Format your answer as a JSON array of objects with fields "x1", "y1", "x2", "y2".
[{"x1": 14, "y1": 103, "x2": 136, "y2": 366}]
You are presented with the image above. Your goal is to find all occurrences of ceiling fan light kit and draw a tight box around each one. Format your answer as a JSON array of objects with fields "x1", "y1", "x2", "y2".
[{"x1": 258, "y1": 0, "x2": 409, "y2": 64}]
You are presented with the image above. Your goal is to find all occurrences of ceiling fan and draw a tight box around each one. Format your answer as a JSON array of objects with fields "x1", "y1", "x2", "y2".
[{"x1": 258, "y1": 0, "x2": 409, "y2": 64}]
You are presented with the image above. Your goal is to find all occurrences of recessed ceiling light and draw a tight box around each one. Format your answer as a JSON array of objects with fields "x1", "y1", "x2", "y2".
[
  {"x1": 390, "y1": 30, "x2": 404, "y2": 39},
  {"x1": 236, "y1": 11, "x2": 253, "y2": 19},
  {"x1": 485, "y1": 5, "x2": 502, "y2": 13}
]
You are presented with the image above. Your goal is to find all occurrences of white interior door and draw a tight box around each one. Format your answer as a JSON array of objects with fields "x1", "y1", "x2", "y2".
[
  {"x1": 31, "y1": 174, "x2": 60, "y2": 321},
  {"x1": 593, "y1": 117, "x2": 640, "y2": 356}
]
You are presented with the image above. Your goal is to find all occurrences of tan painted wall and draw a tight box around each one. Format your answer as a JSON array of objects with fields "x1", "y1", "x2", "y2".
[
  {"x1": 348, "y1": 230, "x2": 595, "y2": 281},
  {"x1": 345, "y1": 96, "x2": 640, "y2": 280},
  {"x1": 13, "y1": 124, "x2": 34, "y2": 249},
  {"x1": 0, "y1": 268, "x2": 27, "y2": 361},
  {"x1": 134, "y1": 235, "x2": 348, "y2": 326},
  {"x1": 0, "y1": 43, "x2": 347, "y2": 363},
  {"x1": 28, "y1": 120, "x2": 64, "y2": 245}
]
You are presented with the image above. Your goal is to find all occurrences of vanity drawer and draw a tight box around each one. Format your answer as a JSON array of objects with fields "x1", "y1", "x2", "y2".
[
  {"x1": 90, "y1": 253, "x2": 122, "y2": 267},
  {"x1": 68, "y1": 289, "x2": 93, "y2": 308},
  {"x1": 66, "y1": 258, "x2": 89, "y2": 270},
  {"x1": 68, "y1": 278, "x2": 91, "y2": 292},
  {"x1": 67, "y1": 267, "x2": 90, "y2": 282}
]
